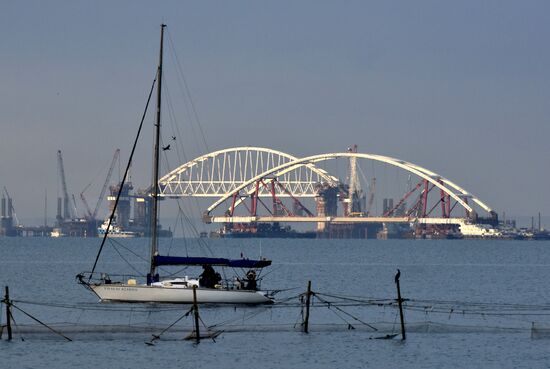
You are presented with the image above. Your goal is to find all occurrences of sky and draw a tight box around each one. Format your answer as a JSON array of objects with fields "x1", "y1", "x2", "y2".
[{"x1": 1, "y1": 0, "x2": 549, "y2": 225}]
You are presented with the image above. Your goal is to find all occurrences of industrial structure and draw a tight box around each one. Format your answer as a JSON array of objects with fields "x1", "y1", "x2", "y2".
[
  {"x1": 51, "y1": 150, "x2": 99, "y2": 237},
  {"x1": 101, "y1": 183, "x2": 172, "y2": 238},
  {"x1": 1, "y1": 188, "x2": 19, "y2": 236},
  {"x1": 3, "y1": 146, "x2": 548, "y2": 239},
  {"x1": 1, "y1": 148, "x2": 174, "y2": 238},
  {"x1": 51, "y1": 148, "x2": 172, "y2": 238}
]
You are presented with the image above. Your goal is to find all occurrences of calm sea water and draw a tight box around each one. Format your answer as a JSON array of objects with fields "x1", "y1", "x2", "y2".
[{"x1": 1, "y1": 237, "x2": 550, "y2": 369}]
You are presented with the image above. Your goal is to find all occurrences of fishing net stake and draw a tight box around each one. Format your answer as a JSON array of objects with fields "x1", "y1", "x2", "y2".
[
  {"x1": 2, "y1": 286, "x2": 13, "y2": 340},
  {"x1": 184, "y1": 285, "x2": 220, "y2": 343},
  {"x1": 395, "y1": 269, "x2": 406, "y2": 340},
  {"x1": 192, "y1": 285, "x2": 200, "y2": 343},
  {"x1": 3, "y1": 286, "x2": 71, "y2": 342},
  {"x1": 303, "y1": 280, "x2": 312, "y2": 333}
]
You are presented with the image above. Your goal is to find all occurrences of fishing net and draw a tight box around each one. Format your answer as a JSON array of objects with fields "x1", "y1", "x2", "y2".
[{"x1": 2, "y1": 292, "x2": 550, "y2": 341}]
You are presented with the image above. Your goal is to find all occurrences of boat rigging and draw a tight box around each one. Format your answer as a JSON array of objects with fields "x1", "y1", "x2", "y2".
[{"x1": 78, "y1": 24, "x2": 273, "y2": 305}]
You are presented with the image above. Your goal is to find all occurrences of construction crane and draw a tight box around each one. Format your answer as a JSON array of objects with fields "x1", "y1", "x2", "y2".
[
  {"x1": 81, "y1": 149, "x2": 120, "y2": 220},
  {"x1": 57, "y1": 150, "x2": 72, "y2": 220}
]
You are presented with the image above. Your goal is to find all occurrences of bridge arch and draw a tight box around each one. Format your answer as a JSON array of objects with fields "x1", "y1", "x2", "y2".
[
  {"x1": 158, "y1": 147, "x2": 338, "y2": 198},
  {"x1": 205, "y1": 152, "x2": 493, "y2": 217},
  {"x1": 397, "y1": 161, "x2": 492, "y2": 213}
]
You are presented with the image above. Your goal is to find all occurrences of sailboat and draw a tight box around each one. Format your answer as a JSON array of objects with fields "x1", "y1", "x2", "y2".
[{"x1": 77, "y1": 24, "x2": 273, "y2": 305}]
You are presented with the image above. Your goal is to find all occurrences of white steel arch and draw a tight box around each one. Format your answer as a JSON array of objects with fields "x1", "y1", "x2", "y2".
[
  {"x1": 399, "y1": 161, "x2": 492, "y2": 213},
  {"x1": 158, "y1": 147, "x2": 338, "y2": 198},
  {"x1": 206, "y1": 152, "x2": 492, "y2": 216}
]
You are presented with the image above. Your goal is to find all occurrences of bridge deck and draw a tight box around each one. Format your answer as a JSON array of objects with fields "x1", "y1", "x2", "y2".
[{"x1": 206, "y1": 216, "x2": 467, "y2": 225}]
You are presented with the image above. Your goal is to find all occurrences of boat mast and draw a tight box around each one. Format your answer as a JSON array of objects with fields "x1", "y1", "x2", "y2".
[{"x1": 149, "y1": 23, "x2": 166, "y2": 281}]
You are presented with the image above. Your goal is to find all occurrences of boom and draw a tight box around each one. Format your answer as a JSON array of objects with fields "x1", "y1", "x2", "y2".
[
  {"x1": 80, "y1": 192, "x2": 94, "y2": 219},
  {"x1": 93, "y1": 149, "x2": 120, "y2": 219}
]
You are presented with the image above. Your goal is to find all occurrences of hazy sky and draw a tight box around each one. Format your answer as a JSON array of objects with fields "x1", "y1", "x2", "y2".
[{"x1": 1, "y1": 0, "x2": 549, "y2": 224}]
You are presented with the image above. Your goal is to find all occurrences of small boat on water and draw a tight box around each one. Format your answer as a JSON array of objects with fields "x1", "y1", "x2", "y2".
[
  {"x1": 97, "y1": 219, "x2": 139, "y2": 238},
  {"x1": 77, "y1": 24, "x2": 273, "y2": 305}
]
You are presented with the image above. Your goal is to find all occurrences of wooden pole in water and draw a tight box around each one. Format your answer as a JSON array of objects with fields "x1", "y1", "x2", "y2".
[
  {"x1": 192, "y1": 285, "x2": 200, "y2": 343},
  {"x1": 303, "y1": 280, "x2": 312, "y2": 333},
  {"x1": 4, "y1": 286, "x2": 12, "y2": 341},
  {"x1": 394, "y1": 270, "x2": 406, "y2": 340}
]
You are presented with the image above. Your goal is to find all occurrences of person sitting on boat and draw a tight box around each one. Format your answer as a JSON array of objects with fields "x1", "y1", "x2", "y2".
[
  {"x1": 101, "y1": 272, "x2": 112, "y2": 284},
  {"x1": 234, "y1": 276, "x2": 242, "y2": 290},
  {"x1": 199, "y1": 265, "x2": 220, "y2": 289},
  {"x1": 245, "y1": 270, "x2": 257, "y2": 290}
]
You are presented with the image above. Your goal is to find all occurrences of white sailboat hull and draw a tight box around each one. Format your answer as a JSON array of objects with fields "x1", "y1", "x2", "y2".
[{"x1": 90, "y1": 283, "x2": 273, "y2": 304}]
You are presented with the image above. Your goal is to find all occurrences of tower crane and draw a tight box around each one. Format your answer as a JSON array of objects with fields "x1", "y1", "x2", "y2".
[{"x1": 81, "y1": 149, "x2": 120, "y2": 220}]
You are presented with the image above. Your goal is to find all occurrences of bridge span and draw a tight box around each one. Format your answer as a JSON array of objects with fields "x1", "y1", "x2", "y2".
[
  {"x1": 205, "y1": 216, "x2": 467, "y2": 225},
  {"x1": 157, "y1": 146, "x2": 497, "y2": 236}
]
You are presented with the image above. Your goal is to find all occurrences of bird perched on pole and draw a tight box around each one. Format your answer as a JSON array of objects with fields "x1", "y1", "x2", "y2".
[{"x1": 395, "y1": 269, "x2": 401, "y2": 284}]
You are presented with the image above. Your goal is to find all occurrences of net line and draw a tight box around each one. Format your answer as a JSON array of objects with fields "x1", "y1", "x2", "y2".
[{"x1": 5, "y1": 290, "x2": 550, "y2": 339}]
